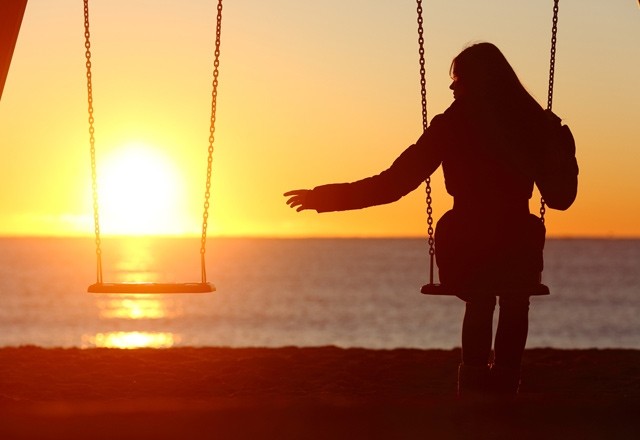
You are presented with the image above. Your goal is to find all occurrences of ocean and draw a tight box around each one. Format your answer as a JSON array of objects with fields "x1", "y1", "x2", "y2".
[{"x1": 0, "y1": 237, "x2": 637, "y2": 349}]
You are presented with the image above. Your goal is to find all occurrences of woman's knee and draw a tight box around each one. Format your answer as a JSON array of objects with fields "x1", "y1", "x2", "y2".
[
  {"x1": 498, "y1": 295, "x2": 529, "y2": 312},
  {"x1": 466, "y1": 295, "x2": 497, "y2": 312}
]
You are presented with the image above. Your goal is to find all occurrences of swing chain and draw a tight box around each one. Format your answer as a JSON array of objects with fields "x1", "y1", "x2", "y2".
[
  {"x1": 417, "y1": 0, "x2": 427, "y2": 133},
  {"x1": 416, "y1": 0, "x2": 435, "y2": 284},
  {"x1": 547, "y1": 0, "x2": 559, "y2": 112},
  {"x1": 83, "y1": 0, "x2": 102, "y2": 283},
  {"x1": 541, "y1": 0, "x2": 560, "y2": 224},
  {"x1": 200, "y1": 0, "x2": 223, "y2": 283}
]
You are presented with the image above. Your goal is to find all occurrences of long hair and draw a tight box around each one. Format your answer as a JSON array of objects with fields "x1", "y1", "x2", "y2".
[
  {"x1": 451, "y1": 43, "x2": 546, "y2": 173},
  {"x1": 450, "y1": 42, "x2": 544, "y2": 120}
]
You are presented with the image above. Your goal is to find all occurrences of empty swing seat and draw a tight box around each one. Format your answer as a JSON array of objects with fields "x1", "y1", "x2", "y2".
[
  {"x1": 81, "y1": 0, "x2": 223, "y2": 297},
  {"x1": 421, "y1": 283, "x2": 550, "y2": 297},
  {"x1": 88, "y1": 282, "x2": 216, "y2": 294}
]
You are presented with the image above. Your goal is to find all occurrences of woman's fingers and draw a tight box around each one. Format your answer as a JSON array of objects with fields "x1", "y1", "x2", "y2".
[{"x1": 284, "y1": 189, "x2": 311, "y2": 211}]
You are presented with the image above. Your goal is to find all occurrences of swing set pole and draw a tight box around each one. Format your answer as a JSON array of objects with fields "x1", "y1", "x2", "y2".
[{"x1": 0, "y1": 0, "x2": 28, "y2": 102}]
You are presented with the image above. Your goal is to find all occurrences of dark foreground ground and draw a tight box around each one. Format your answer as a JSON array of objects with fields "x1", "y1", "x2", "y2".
[{"x1": 0, "y1": 346, "x2": 638, "y2": 439}]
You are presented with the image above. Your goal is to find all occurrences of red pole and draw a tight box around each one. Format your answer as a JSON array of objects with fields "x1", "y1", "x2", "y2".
[{"x1": 0, "y1": 0, "x2": 28, "y2": 101}]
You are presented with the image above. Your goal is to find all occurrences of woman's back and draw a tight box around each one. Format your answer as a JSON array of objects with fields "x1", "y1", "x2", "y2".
[{"x1": 438, "y1": 97, "x2": 544, "y2": 216}]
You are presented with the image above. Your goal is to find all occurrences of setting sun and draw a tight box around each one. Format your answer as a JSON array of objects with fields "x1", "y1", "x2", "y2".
[{"x1": 97, "y1": 143, "x2": 188, "y2": 236}]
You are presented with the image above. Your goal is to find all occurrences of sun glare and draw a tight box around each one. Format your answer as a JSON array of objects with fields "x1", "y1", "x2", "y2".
[
  {"x1": 84, "y1": 331, "x2": 179, "y2": 349},
  {"x1": 97, "y1": 143, "x2": 187, "y2": 235}
]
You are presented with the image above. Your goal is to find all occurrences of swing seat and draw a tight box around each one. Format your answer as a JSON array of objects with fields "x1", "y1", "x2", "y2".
[
  {"x1": 88, "y1": 282, "x2": 216, "y2": 294},
  {"x1": 421, "y1": 283, "x2": 550, "y2": 297},
  {"x1": 82, "y1": 0, "x2": 223, "y2": 296}
]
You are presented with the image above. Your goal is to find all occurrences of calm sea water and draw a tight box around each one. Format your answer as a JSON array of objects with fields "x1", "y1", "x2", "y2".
[{"x1": 0, "y1": 237, "x2": 637, "y2": 349}]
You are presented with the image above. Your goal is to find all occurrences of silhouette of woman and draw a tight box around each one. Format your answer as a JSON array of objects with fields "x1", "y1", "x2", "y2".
[{"x1": 285, "y1": 42, "x2": 575, "y2": 398}]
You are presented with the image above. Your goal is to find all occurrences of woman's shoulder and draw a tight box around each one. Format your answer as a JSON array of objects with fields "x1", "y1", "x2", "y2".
[{"x1": 429, "y1": 100, "x2": 473, "y2": 132}]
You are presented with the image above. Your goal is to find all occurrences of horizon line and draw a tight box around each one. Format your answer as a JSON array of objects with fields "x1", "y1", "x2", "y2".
[{"x1": 0, "y1": 234, "x2": 638, "y2": 240}]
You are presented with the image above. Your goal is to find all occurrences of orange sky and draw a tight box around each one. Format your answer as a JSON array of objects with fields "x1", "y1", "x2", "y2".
[{"x1": 0, "y1": 0, "x2": 639, "y2": 237}]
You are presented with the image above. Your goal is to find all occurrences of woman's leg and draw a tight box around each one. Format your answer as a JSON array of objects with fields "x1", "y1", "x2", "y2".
[
  {"x1": 458, "y1": 296, "x2": 496, "y2": 397},
  {"x1": 494, "y1": 295, "x2": 530, "y2": 369},
  {"x1": 461, "y1": 296, "x2": 496, "y2": 366},
  {"x1": 492, "y1": 295, "x2": 530, "y2": 395}
]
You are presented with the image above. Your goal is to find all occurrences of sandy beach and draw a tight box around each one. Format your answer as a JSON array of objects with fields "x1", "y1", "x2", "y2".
[{"x1": 0, "y1": 346, "x2": 638, "y2": 439}]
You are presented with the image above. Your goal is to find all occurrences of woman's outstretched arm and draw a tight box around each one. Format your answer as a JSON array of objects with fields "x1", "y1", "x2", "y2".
[{"x1": 284, "y1": 114, "x2": 448, "y2": 213}]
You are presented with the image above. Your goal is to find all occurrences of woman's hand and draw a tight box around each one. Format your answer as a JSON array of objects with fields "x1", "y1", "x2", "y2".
[{"x1": 284, "y1": 189, "x2": 313, "y2": 212}]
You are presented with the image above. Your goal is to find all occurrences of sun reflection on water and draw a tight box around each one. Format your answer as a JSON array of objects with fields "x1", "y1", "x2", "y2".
[
  {"x1": 83, "y1": 331, "x2": 179, "y2": 349},
  {"x1": 88, "y1": 237, "x2": 191, "y2": 349},
  {"x1": 113, "y1": 238, "x2": 160, "y2": 283},
  {"x1": 97, "y1": 295, "x2": 183, "y2": 320}
]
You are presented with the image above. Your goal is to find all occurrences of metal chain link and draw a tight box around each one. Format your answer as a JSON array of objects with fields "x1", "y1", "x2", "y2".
[
  {"x1": 541, "y1": 0, "x2": 560, "y2": 224},
  {"x1": 547, "y1": 0, "x2": 559, "y2": 113},
  {"x1": 416, "y1": 0, "x2": 435, "y2": 284},
  {"x1": 200, "y1": 0, "x2": 223, "y2": 283},
  {"x1": 417, "y1": 1, "x2": 427, "y2": 133},
  {"x1": 83, "y1": 0, "x2": 102, "y2": 283}
]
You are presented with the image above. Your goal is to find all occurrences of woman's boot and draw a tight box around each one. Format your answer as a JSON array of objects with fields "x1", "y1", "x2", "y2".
[
  {"x1": 489, "y1": 364, "x2": 521, "y2": 398},
  {"x1": 457, "y1": 363, "x2": 490, "y2": 398}
]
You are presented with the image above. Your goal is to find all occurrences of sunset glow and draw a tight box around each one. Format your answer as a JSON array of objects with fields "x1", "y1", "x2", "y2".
[
  {"x1": 0, "y1": 1, "x2": 638, "y2": 237},
  {"x1": 97, "y1": 143, "x2": 186, "y2": 236}
]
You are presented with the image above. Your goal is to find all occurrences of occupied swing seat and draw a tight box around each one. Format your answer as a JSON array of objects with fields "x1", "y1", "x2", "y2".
[{"x1": 421, "y1": 282, "x2": 549, "y2": 298}]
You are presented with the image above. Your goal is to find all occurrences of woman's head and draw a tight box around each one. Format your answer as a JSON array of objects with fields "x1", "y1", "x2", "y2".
[
  {"x1": 450, "y1": 42, "x2": 547, "y2": 143},
  {"x1": 450, "y1": 42, "x2": 526, "y2": 101}
]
